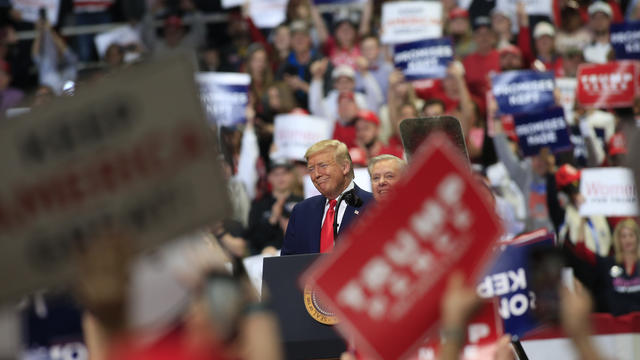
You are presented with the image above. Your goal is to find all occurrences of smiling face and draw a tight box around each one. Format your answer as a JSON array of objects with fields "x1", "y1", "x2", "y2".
[
  {"x1": 307, "y1": 149, "x2": 350, "y2": 199},
  {"x1": 370, "y1": 159, "x2": 403, "y2": 200},
  {"x1": 618, "y1": 226, "x2": 639, "y2": 255}
]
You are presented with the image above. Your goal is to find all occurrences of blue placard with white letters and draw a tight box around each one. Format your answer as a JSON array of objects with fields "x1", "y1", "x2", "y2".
[
  {"x1": 513, "y1": 107, "x2": 573, "y2": 157},
  {"x1": 393, "y1": 38, "x2": 454, "y2": 81},
  {"x1": 196, "y1": 72, "x2": 250, "y2": 127},
  {"x1": 477, "y1": 233, "x2": 555, "y2": 339},
  {"x1": 491, "y1": 70, "x2": 555, "y2": 115},
  {"x1": 610, "y1": 21, "x2": 640, "y2": 59}
]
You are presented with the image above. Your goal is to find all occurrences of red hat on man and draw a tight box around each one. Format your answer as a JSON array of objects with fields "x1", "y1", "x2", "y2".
[
  {"x1": 356, "y1": 109, "x2": 380, "y2": 126},
  {"x1": 555, "y1": 164, "x2": 581, "y2": 189},
  {"x1": 449, "y1": 8, "x2": 469, "y2": 20},
  {"x1": 499, "y1": 44, "x2": 522, "y2": 58},
  {"x1": 608, "y1": 132, "x2": 627, "y2": 156}
]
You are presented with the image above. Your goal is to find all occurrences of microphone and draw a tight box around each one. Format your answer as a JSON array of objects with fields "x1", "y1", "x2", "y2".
[
  {"x1": 399, "y1": 116, "x2": 469, "y2": 163},
  {"x1": 333, "y1": 188, "x2": 363, "y2": 237}
]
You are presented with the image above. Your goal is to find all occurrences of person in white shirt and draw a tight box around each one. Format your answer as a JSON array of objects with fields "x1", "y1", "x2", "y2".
[{"x1": 583, "y1": 2, "x2": 613, "y2": 64}]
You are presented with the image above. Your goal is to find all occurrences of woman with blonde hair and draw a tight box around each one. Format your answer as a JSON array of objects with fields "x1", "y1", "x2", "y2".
[{"x1": 565, "y1": 218, "x2": 640, "y2": 315}]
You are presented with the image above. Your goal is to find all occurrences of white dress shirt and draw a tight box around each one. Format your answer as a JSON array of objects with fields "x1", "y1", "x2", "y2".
[{"x1": 320, "y1": 180, "x2": 355, "y2": 234}]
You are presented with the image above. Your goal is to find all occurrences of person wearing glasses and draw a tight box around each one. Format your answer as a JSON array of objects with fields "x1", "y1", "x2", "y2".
[{"x1": 281, "y1": 139, "x2": 373, "y2": 255}]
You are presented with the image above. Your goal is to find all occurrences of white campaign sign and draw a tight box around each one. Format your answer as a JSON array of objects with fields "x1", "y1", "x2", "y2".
[
  {"x1": 249, "y1": 0, "x2": 288, "y2": 29},
  {"x1": 556, "y1": 77, "x2": 577, "y2": 125},
  {"x1": 579, "y1": 167, "x2": 638, "y2": 216},
  {"x1": 94, "y1": 25, "x2": 143, "y2": 58},
  {"x1": 222, "y1": 0, "x2": 246, "y2": 8},
  {"x1": 11, "y1": 0, "x2": 60, "y2": 25},
  {"x1": 303, "y1": 168, "x2": 373, "y2": 199},
  {"x1": 381, "y1": 1, "x2": 442, "y2": 44},
  {"x1": 272, "y1": 113, "x2": 333, "y2": 161},
  {"x1": 0, "y1": 57, "x2": 229, "y2": 304},
  {"x1": 495, "y1": 0, "x2": 552, "y2": 17}
]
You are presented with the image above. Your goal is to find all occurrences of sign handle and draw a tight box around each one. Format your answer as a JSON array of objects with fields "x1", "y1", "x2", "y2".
[{"x1": 511, "y1": 338, "x2": 529, "y2": 360}]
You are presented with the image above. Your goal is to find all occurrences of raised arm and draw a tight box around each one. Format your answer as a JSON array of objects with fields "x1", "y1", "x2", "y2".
[{"x1": 309, "y1": 0, "x2": 329, "y2": 45}]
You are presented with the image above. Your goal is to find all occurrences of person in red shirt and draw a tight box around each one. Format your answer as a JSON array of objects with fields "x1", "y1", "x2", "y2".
[
  {"x1": 324, "y1": 14, "x2": 361, "y2": 69},
  {"x1": 462, "y1": 16, "x2": 500, "y2": 108},
  {"x1": 353, "y1": 110, "x2": 404, "y2": 160}
]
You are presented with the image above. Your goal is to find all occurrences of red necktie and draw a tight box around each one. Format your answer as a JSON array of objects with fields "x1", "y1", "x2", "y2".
[{"x1": 320, "y1": 199, "x2": 337, "y2": 253}]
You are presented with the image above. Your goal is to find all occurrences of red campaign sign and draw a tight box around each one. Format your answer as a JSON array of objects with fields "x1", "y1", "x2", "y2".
[
  {"x1": 301, "y1": 135, "x2": 504, "y2": 360},
  {"x1": 407, "y1": 301, "x2": 504, "y2": 360},
  {"x1": 576, "y1": 61, "x2": 639, "y2": 108}
]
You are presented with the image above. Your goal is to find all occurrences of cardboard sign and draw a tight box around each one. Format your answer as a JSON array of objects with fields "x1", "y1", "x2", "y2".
[
  {"x1": 272, "y1": 113, "x2": 333, "y2": 161},
  {"x1": 478, "y1": 232, "x2": 555, "y2": 339},
  {"x1": 11, "y1": 0, "x2": 60, "y2": 25},
  {"x1": 576, "y1": 61, "x2": 639, "y2": 108},
  {"x1": 579, "y1": 167, "x2": 639, "y2": 217},
  {"x1": 495, "y1": 0, "x2": 552, "y2": 17},
  {"x1": 513, "y1": 107, "x2": 572, "y2": 157},
  {"x1": 302, "y1": 135, "x2": 503, "y2": 360},
  {"x1": 393, "y1": 38, "x2": 454, "y2": 81},
  {"x1": 94, "y1": 25, "x2": 143, "y2": 58},
  {"x1": 491, "y1": 70, "x2": 555, "y2": 115},
  {"x1": 381, "y1": 1, "x2": 442, "y2": 44},
  {"x1": 196, "y1": 72, "x2": 250, "y2": 127},
  {"x1": 0, "y1": 57, "x2": 230, "y2": 304},
  {"x1": 221, "y1": 0, "x2": 245, "y2": 8},
  {"x1": 313, "y1": 0, "x2": 364, "y2": 4},
  {"x1": 556, "y1": 77, "x2": 577, "y2": 125},
  {"x1": 610, "y1": 21, "x2": 640, "y2": 60},
  {"x1": 568, "y1": 125, "x2": 588, "y2": 168},
  {"x1": 248, "y1": 0, "x2": 287, "y2": 29}
]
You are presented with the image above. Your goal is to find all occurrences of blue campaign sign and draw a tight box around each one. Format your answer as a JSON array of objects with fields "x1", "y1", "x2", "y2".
[
  {"x1": 477, "y1": 233, "x2": 555, "y2": 339},
  {"x1": 491, "y1": 70, "x2": 555, "y2": 115},
  {"x1": 610, "y1": 21, "x2": 640, "y2": 59},
  {"x1": 393, "y1": 38, "x2": 454, "y2": 81},
  {"x1": 196, "y1": 72, "x2": 250, "y2": 127},
  {"x1": 513, "y1": 107, "x2": 573, "y2": 157}
]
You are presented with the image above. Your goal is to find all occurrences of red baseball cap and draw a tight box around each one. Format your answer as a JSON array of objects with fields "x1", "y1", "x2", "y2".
[
  {"x1": 555, "y1": 164, "x2": 581, "y2": 189},
  {"x1": 449, "y1": 8, "x2": 469, "y2": 20},
  {"x1": 165, "y1": 15, "x2": 183, "y2": 28},
  {"x1": 499, "y1": 44, "x2": 522, "y2": 58},
  {"x1": 356, "y1": 109, "x2": 380, "y2": 126},
  {"x1": 608, "y1": 132, "x2": 627, "y2": 156}
]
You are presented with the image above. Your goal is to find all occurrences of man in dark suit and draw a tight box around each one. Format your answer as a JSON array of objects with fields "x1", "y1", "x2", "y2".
[{"x1": 281, "y1": 140, "x2": 374, "y2": 255}]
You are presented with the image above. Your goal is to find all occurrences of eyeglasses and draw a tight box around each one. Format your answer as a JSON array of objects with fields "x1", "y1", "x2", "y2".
[{"x1": 307, "y1": 161, "x2": 334, "y2": 174}]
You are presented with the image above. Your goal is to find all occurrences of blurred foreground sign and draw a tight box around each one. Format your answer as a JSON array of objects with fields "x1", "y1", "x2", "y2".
[
  {"x1": 302, "y1": 135, "x2": 503, "y2": 360},
  {"x1": 0, "y1": 57, "x2": 229, "y2": 304},
  {"x1": 579, "y1": 167, "x2": 638, "y2": 216}
]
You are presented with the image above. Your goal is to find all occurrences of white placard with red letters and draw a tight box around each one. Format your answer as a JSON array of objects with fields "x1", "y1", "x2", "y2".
[
  {"x1": 579, "y1": 167, "x2": 638, "y2": 216},
  {"x1": 0, "y1": 57, "x2": 229, "y2": 304}
]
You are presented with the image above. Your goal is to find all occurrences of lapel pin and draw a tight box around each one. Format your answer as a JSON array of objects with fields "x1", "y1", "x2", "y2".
[{"x1": 354, "y1": 210, "x2": 360, "y2": 215}]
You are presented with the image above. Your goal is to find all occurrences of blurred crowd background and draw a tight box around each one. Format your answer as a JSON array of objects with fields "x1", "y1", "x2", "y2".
[{"x1": 0, "y1": 0, "x2": 638, "y2": 359}]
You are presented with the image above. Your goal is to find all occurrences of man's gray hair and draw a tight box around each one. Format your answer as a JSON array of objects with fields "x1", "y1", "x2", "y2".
[{"x1": 367, "y1": 154, "x2": 406, "y2": 176}]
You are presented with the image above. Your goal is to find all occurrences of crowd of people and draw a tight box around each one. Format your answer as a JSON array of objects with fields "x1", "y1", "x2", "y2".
[{"x1": 1, "y1": 0, "x2": 639, "y2": 359}]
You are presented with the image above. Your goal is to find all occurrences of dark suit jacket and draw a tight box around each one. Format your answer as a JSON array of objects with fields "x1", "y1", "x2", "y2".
[{"x1": 281, "y1": 184, "x2": 374, "y2": 255}]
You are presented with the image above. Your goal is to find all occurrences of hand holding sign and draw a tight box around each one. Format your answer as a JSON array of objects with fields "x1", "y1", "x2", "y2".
[{"x1": 302, "y1": 134, "x2": 502, "y2": 360}]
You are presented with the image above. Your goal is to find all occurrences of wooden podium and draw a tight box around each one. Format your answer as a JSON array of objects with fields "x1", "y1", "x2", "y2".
[{"x1": 263, "y1": 253, "x2": 346, "y2": 360}]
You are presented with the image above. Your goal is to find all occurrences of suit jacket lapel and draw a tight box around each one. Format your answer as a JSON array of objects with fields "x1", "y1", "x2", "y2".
[{"x1": 310, "y1": 196, "x2": 326, "y2": 253}]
